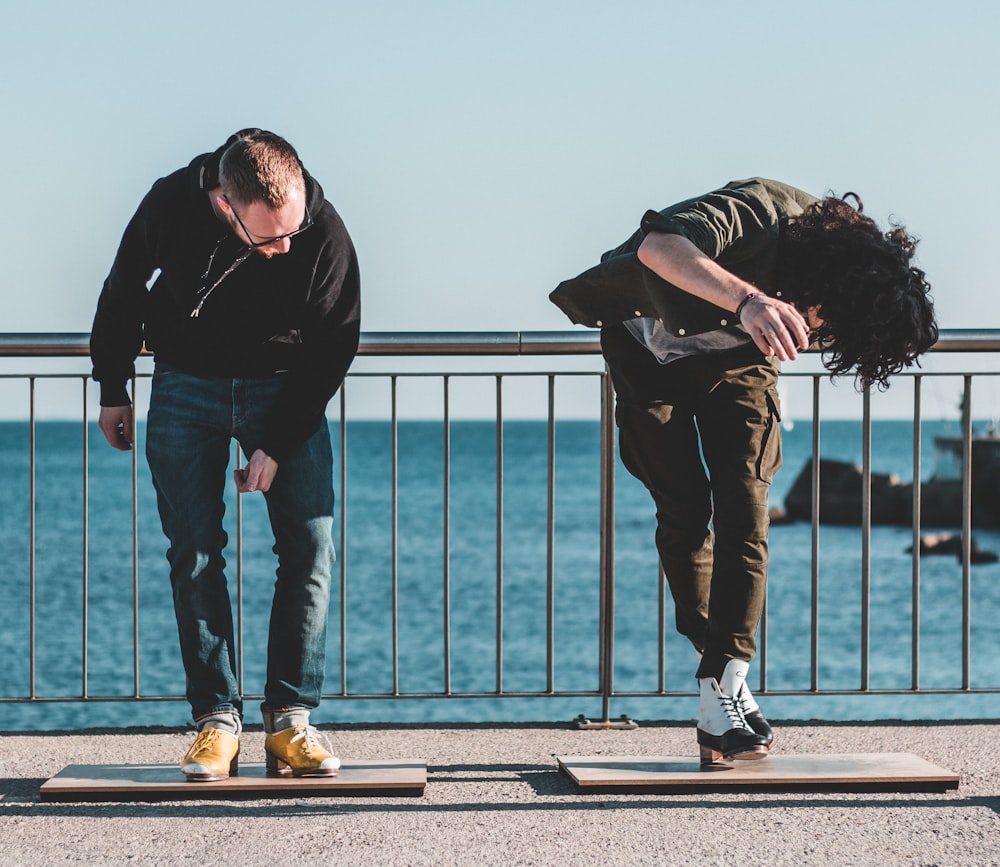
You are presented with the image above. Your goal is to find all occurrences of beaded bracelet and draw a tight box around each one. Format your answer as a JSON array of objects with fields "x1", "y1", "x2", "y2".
[{"x1": 735, "y1": 291, "x2": 763, "y2": 320}]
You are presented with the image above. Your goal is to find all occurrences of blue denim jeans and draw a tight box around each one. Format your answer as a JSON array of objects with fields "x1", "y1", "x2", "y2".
[{"x1": 145, "y1": 363, "x2": 335, "y2": 721}]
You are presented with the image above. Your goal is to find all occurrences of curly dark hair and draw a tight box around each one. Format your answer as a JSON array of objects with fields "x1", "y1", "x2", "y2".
[{"x1": 777, "y1": 194, "x2": 938, "y2": 390}]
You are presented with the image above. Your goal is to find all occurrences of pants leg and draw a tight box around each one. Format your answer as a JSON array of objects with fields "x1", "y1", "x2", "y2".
[
  {"x1": 233, "y1": 378, "x2": 335, "y2": 713},
  {"x1": 615, "y1": 399, "x2": 714, "y2": 651},
  {"x1": 145, "y1": 366, "x2": 241, "y2": 719},
  {"x1": 695, "y1": 363, "x2": 782, "y2": 679},
  {"x1": 260, "y1": 430, "x2": 335, "y2": 711}
]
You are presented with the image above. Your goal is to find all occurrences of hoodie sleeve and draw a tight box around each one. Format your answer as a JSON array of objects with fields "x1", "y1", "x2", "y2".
[
  {"x1": 89, "y1": 185, "x2": 162, "y2": 407},
  {"x1": 257, "y1": 208, "x2": 361, "y2": 463}
]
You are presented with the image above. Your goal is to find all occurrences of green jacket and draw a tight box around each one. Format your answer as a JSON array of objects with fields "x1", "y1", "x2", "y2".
[{"x1": 550, "y1": 178, "x2": 817, "y2": 337}]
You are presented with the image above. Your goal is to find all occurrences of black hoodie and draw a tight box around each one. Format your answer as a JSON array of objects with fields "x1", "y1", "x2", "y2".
[{"x1": 90, "y1": 144, "x2": 361, "y2": 462}]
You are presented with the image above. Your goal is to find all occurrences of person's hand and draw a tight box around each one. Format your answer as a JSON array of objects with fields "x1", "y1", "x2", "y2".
[
  {"x1": 636, "y1": 233, "x2": 812, "y2": 362},
  {"x1": 234, "y1": 448, "x2": 278, "y2": 493},
  {"x1": 98, "y1": 405, "x2": 134, "y2": 451},
  {"x1": 738, "y1": 293, "x2": 810, "y2": 361}
]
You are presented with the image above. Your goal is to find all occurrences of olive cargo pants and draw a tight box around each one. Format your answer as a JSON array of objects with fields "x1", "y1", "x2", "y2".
[{"x1": 601, "y1": 324, "x2": 782, "y2": 681}]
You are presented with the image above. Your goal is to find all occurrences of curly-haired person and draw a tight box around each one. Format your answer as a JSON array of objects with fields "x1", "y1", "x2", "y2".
[{"x1": 551, "y1": 178, "x2": 937, "y2": 765}]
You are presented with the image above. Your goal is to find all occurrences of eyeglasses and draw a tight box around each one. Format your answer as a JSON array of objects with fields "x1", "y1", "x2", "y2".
[{"x1": 224, "y1": 196, "x2": 313, "y2": 249}]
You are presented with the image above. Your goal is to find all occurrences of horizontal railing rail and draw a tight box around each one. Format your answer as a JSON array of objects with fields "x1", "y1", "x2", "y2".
[
  {"x1": 2, "y1": 331, "x2": 999, "y2": 729},
  {"x1": 1, "y1": 328, "x2": 999, "y2": 356}
]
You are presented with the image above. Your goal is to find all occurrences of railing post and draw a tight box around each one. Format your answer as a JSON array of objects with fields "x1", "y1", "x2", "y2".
[
  {"x1": 911, "y1": 376, "x2": 922, "y2": 690},
  {"x1": 495, "y1": 375, "x2": 504, "y2": 695},
  {"x1": 600, "y1": 369, "x2": 614, "y2": 720},
  {"x1": 810, "y1": 375, "x2": 821, "y2": 692},
  {"x1": 130, "y1": 375, "x2": 140, "y2": 699},
  {"x1": 443, "y1": 375, "x2": 452, "y2": 696},
  {"x1": 861, "y1": 387, "x2": 872, "y2": 692},
  {"x1": 29, "y1": 377, "x2": 36, "y2": 699},
  {"x1": 339, "y1": 386, "x2": 349, "y2": 696},
  {"x1": 236, "y1": 443, "x2": 245, "y2": 696},
  {"x1": 81, "y1": 378, "x2": 89, "y2": 698},
  {"x1": 576, "y1": 367, "x2": 635, "y2": 729},
  {"x1": 961, "y1": 376, "x2": 973, "y2": 688}
]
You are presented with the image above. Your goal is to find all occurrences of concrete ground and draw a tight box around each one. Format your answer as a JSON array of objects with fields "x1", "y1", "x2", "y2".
[{"x1": 2, "y1": 720, "x2": 999, "y2": 866}]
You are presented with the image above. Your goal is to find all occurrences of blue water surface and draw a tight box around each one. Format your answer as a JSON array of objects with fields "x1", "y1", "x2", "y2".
[{"x1": 1, "y1": 419, "x2": 998, "y2": 731}]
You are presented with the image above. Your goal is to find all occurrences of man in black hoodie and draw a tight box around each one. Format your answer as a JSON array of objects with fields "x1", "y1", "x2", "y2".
[{"x1": 91, "y1": 129, "x2": 360, "y2": 781}]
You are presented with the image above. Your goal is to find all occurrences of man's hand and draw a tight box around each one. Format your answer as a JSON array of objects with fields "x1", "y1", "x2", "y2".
[
  {"x1": 98, "y1": 405, "x2": 134, "y2": 451},
  {"x1": 234, "y1": 448, "x2": 278, "y2": 494},
  {"x1": 737, "y1": 293, "x2": 810, "y2": 361}
]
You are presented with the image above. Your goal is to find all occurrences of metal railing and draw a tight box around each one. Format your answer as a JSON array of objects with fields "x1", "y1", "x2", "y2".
[{"x1": 1, "y1": 330, "x2": 999, "y2": 727}]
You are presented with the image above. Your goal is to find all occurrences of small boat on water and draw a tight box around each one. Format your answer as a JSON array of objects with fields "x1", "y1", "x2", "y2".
[{"x1": 931, "y1": 420, "x2": 1000, "y2": 484}]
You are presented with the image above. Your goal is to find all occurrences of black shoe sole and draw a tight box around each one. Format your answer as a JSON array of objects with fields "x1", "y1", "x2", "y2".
[{"x1": 697, "y1": 726, "x2": 771, "y2": 764}]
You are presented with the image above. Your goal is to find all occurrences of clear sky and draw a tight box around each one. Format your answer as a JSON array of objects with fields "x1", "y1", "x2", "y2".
[{"x1": 2, "y1": 0, "x2": 999, "y2": 418}]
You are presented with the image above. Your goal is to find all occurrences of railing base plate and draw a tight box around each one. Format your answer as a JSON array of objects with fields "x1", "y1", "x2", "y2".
[{"x1": 573, "y1": 713, "x2": 639, "y2": 730}]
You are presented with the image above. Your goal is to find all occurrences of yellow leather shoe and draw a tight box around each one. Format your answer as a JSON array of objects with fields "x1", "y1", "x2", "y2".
[
  {"x1": 180, "y1": 727, "x2": 240, "y2": 781},
  {"x1": 264, "y1": 724, "x2": 340, "y2": 777}
]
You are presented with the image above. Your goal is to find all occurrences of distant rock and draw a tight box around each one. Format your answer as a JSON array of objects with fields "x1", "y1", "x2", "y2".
[
  {"x1": 777, "y1": 457, "x2": 1000, "y2": 528},
  {"x1": 905, "y1": 532, "x2": 999, "y2": 564},
  {"x1": 779, "y1": 458, "x2": 908, "y2": 525}
]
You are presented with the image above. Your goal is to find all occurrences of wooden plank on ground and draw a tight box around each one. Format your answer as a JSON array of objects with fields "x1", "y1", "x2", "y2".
[
  {"x1": 556, "y1": 753, "x2": 959, "y2": 794},
  {"x1": 40, "y1": 759, "x2": 426, "y2": 802}
]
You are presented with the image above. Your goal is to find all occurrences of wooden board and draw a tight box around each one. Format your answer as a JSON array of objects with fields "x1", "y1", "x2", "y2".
[
  {"x1": 40, "y1": 759, "x2": 426, "y2": 802},
  {"x1": 557, "y1": 753, "x2": 959, "y2": 794}
]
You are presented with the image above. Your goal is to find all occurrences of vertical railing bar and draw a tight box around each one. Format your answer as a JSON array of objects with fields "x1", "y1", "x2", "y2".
[
  {"x1": 961, "y1": 376, "x2": 973, "y2": 689},
  {"x1": 443, "y1": 376, "x2": 452, "y2": 696},
  {"x1": 810, "y1": 376, "x2": 821, "y2": 692},
  {"x1": 599, "y1": 369, "x2": 616, "y2": 721},
  {"x1": 546, "y1": 375, "x2": 556, "y2": 694},
  {"x1": 391, "y1": 375, "x2": 400, "y2": 695},
  {"x1": 29, "y1": 377, "x2": 36, "y2": 699},
  {"x1": 82, "y1": 378, "x2": 90, "y2": 698},
  {"x1": 339, "y1": 386, "x2": 348, "y2": 695},
  {"x1": 658, "y1": 564, "x2": 667, "y2": 693},
  {"x1": 495, "y1": 375, "x2": 504, "y2": 694},
  {"x1": 911, "y1": 376, "x2": 922, "y2": 690},
  {"x1": 235, "y1": 443, "x2": 244, "y2": 695},
  {"x1": 759, "y1": 576, "x2": 768, "y2": 694},
  {"x1": 860, "y1": 387, "x2": 872, "y2": 691},
  {"x1": 131, "y1": 375, "x2": 140, "y2": 698}
]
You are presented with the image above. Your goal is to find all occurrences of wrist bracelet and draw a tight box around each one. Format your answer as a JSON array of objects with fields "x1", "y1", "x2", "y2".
[{"x1": 735, "y1": 291, "x2": 763, "y2": 319}]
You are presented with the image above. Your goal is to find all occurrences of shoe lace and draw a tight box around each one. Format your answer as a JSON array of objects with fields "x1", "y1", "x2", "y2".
[
  {"x1": 191, "y1": 728, "x2": 220, "y2": 755},
  {"x1": 288, "y1": 724, "x2": 332, "y2": 756},
  {"x1": 719, "y1": 692, "x2": 748, "y2": 729},
  {"x1": 734, "y1": 684, "x2": 754, "y2": 717}
]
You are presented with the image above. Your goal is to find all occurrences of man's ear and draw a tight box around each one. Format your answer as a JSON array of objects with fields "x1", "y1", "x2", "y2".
[{"x1": 215, "y1": 194, "x2": 232, "y2": 216}]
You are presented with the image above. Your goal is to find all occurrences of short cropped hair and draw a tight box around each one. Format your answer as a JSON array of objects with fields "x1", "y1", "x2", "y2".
[
  {"x1": 778, "y1": 194, "x2": 938, "y2": 391},
  {"x1": 219, "y1": 129, "x2": 305, "y2": 209}
]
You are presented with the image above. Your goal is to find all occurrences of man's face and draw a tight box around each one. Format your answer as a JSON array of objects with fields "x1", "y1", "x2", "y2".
[{"x1": 219, "y1": 190, "x2": 309, "y2": 259}]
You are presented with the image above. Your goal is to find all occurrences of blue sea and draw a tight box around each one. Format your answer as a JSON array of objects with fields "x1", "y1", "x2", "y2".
[{"x1": 2, "y1": 418, "x2": 999, "y2": 731}]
